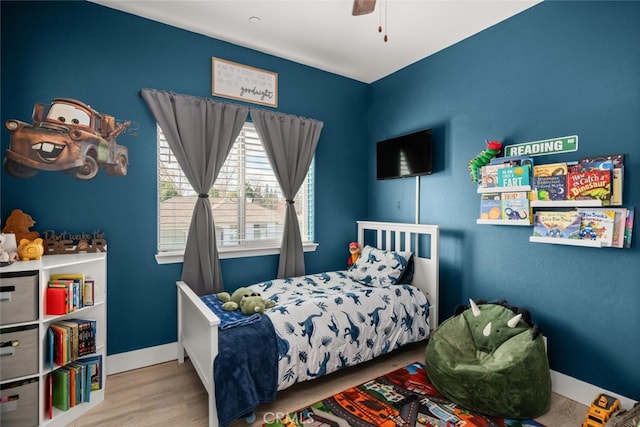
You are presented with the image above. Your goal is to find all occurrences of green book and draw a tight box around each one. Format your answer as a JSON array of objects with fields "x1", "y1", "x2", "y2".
[{"x1": 52, "y1": 369, "x2": 70, "y2": 411}]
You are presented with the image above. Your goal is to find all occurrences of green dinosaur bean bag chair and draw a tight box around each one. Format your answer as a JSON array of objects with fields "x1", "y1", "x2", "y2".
[{"x1": 425, "y1": 299, "x2": 551, "y2": 419}]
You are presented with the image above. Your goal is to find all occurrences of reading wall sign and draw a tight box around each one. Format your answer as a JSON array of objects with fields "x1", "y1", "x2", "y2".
[
  {"x1": 212, "y1": 57, "x2": 278, "y2": 107},
  {"x1": 504, "y1": 135, "x2": 578, "y2": 157}
]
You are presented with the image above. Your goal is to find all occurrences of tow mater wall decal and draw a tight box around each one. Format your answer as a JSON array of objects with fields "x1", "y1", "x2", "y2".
[{"x1": 4, "y1": 98, "x2": 131, "y2": 180}]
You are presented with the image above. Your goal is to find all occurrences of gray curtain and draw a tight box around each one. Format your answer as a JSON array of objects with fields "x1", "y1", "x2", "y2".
[
  {"x1": 250, "y1": 109, "x2": 323, "y2": 278},
  {"x1": 141, "y1": 89, "x2": 249, "y2": 295}
]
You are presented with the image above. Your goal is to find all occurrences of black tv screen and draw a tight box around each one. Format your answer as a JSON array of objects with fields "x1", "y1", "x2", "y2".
[{"x1": 376, "y1": 129, "x2": 432, "y2": 180}]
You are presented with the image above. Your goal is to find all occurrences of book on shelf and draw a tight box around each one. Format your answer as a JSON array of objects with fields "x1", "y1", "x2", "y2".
[
  {"x1": 49, "y1": 324, "x2": 69, "y2": 366},
  {"x1": 533, "y1": 162, "x2": 568, "y2": 177},
  {"x1": 56, "y1": 320, "x2": 80, "y2": 361},
  {"x1": 600, "y1": 208, "x2": 626, "y2": 249},
  {"x1": 490, "y1": 155, "x2": 534, "y2": 168},
  {"x1": 47, "y1": 327, "x2": 55, "y2": 370},
  {"x1": 624, "y1": 208, "x2": 634, "y2": 249},
  {"x1": 501, "y1": 191, "x2": 531, "y2": 222},
  {"x1": 68, "y1": 362, "x2": 90, "y2": 403},
  {"x1": 48, "y1": 279, "x2": 75, "y2": 313},
  {"x1": 479, "y1": 192, "x2": 501, "y2": 220},
  {"x1": 577, "y1": 209, "x2": 616, "y2": 246},
  {"x1": 50, "y1": 273, "x2": 85, "y2": 310},
  {"x1": 478, "y1": 164, "x2": 506, "y2": 188},
  {"x1": 579, "y1": 154, "x2": 624, "y2": 205},
  {"x1": 47, "y1": 371, "x2": 53, "y2": 419},
  {"x1": 566, "y1": 169, "x2": 612, "y2": 204},
  {"x1": 80, "y1": 354, "x2": 103, "y2": 391},
  {"x1": 83, "y1": 279, "x2": 95, "y2": 306},
  {"x1": 577, "y1": 208, "x2": 628, "y2": 249},
  {"x1": 579, "y1": 153, "x2": 623, "y2": 170},
  {"x1": 51, "y1": 368, "x2": 70, "y2": 411},
  {"x1": 50, "y1": 356, "x2": 101, "y2": 412},
  {"x1": 48, "y1": 319, "x2": 97, "y2": 367},
  {"x1": 61, "y1": 365, "x2": 78, "y2": 407},
  {"x1": 497, "y1": 164, "x2": 531, "y2": 187},
  {"x1": 532, "y1": 211, "x2": 582, "y2": 239},
  {"x1": 532, "y1": 174, "x2": 567, "y2": 200}
]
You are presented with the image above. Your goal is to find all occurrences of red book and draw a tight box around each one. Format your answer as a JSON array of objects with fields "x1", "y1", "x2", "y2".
[
  {"x1": 46, "y1": 287, "x2": 68, "y2": 315},
  {"x1": 567, "y1": 170, "x2": 611, "y2": 203}
]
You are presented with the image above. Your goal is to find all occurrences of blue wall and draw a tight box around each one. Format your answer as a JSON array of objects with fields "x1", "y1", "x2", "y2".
[
  {"x1": 1, "y1": 1, "x2": 638, "y2": 401},
  {"x1": 368, "y1": 2, "x2": 639, "y2": 400},
  {"x1": 0, "y1": 2, "x2": 368, "y2": 354}
]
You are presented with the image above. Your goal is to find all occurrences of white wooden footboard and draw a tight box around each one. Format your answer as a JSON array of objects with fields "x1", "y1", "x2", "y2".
[{"x1": 176, "y1": 280, "x2": 220, "y2": 427}]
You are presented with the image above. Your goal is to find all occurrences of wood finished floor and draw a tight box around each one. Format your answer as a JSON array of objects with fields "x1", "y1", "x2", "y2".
[{"x1": 71, "y1": 342, "x2": 587, "y2": 427}]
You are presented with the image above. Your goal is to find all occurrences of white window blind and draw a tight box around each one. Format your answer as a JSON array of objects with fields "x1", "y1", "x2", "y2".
[{"x1": 157, "y1": 122, "x2": 314, "y2": 254}]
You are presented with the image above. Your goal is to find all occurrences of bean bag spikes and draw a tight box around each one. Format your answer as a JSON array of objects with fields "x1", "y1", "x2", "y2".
[{"x1": 425, "y1": 299, "x2": 551, "y2": 419}]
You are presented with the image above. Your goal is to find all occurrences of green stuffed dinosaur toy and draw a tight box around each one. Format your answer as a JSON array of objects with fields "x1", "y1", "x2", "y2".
[{"x1": 216, "y1": 287, "x2": 275, "y2": 315}]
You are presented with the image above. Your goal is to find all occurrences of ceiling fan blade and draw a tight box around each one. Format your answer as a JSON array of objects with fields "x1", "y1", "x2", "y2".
[{"x1": 352, "y1": 0, "x2": 376, "y2": 16}]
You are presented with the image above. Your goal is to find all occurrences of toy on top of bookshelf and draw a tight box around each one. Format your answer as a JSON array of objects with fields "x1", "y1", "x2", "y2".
[
  {"x1": 468, "y1": 140, "x2": 502, "y2": 183},
  {"x1": 1, "y1": 209, "x2": 39, "y2": 244},
  {"x1": 577, "y1": 209, "x2": 615, "y2": 246},
  {"x1": 497, "y1": 164, "x2": 531, "y2": 188},
  {"x1": 501, "y1": 191, "x2": 531, "y2": 222},
  {"x1": 532, "y1": 211, "x2": 582, "y2": 239}
]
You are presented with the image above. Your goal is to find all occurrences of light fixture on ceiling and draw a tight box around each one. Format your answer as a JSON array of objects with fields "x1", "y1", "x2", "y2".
[
  {"x1": 378, "y1": 0, "x2": 388, "y2": 42},
  {"x1": 352, "y1": 0, "x2": 388, "y2": 43},
  {"x1": 248, "y1": 16, "x2": 261, "y2": 24}
]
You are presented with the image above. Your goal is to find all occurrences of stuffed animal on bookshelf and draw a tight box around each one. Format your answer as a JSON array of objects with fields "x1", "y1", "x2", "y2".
[
  {"x1": 17, "y1": 237, "x2": 44, "y2": 261},
  {"x1": 347, "y1": 241, "x2": 360, "y2": 267},
  {"x1": 0, "y1": 233, "x2": 19, "y2": 265},
  {"x1": 468, "y1": 140, "x2": 502, "y2": 183},
  {"x1": 217, "y1": 287, "x2": 276, "y2": 315},
  {"x1": 2, "y1": 209, "x2": 40, "y2": 243}
]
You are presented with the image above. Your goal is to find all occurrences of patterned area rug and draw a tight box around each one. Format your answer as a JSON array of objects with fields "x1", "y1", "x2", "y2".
[{"x1": 263, "y1": 362, "x2": 544, "y2": 427}]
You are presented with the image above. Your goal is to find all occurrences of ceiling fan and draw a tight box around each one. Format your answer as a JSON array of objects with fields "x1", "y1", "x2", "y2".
[{"x1": 352, "y1": 0, "x2": 376, "y2": 16}]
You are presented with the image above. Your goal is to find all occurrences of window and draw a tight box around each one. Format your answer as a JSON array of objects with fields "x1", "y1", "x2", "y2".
[{"x1": 157, "y1": 122, "x2": 315, "y2": 259}]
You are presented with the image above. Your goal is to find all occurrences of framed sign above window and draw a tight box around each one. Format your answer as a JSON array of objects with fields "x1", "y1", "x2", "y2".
[{"x1": 212, "y1": 57, "x2": 278, "y2": 107}]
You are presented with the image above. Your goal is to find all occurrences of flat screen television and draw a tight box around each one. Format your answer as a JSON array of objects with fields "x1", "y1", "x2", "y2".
[{"x1": 376, "y1": 129, "x2": 432, "y2": 180}]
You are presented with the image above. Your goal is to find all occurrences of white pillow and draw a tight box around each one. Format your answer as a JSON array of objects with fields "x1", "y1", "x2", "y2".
[{"x1": 347, "y1": 245, "x2": 412, "y2": 286}]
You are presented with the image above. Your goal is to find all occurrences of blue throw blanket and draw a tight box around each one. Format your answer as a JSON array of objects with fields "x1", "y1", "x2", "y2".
[
  {"x1": 200, "y1": 295, "x2": 261, "y2": 330},
  {"x1": 214, "y1": 313, "x2": 278, "y2": 426}
]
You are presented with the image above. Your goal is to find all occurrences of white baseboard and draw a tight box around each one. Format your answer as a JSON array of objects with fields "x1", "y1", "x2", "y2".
[
  {"x1": 550, "y1": 370, "x2": 636, "y2": 409},
  {"x1": 107, "y1": 342, "x2": 637, "y2": 410},
  {"x1": 107, "y1": 342, "x2": 177, "y2": 375}
]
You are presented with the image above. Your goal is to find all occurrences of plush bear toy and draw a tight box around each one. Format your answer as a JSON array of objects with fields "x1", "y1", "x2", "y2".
[{"x1": 217, "y1": 287, "x2": 275, "y2": 315}]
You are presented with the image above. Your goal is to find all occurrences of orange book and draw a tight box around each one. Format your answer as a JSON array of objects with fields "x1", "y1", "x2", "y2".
[{"x1": 62, "y1": 366, "x2": 77, "y2": 407}]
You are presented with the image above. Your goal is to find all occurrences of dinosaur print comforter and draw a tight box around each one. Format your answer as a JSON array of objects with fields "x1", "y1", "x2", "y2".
[{"x1": 250, "y1": 270, "x2": 431, "y2": 391}]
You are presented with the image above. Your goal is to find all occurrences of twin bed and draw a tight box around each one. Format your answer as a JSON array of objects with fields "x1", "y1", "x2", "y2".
[{"x1": 176, "y1": 221, "x2": 440, "y2": 427}]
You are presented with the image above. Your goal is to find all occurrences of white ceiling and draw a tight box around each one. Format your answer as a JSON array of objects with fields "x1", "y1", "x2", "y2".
[{"x1": 91, "y1": 0, "x2": 541, "y2": 84}]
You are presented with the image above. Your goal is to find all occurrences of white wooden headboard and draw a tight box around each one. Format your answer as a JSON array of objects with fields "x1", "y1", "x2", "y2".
[{"x1": 357, "y1": 221, "x2": 440, "y2": 328}]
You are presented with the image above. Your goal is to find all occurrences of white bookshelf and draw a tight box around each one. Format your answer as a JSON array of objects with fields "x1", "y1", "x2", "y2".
[{"x1": 0, "y1": 253, "x2": 107, "y2": 426}]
